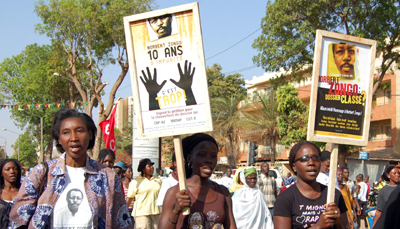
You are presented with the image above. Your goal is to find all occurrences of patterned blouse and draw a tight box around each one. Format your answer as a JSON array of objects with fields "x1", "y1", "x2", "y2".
[{"x1": 9, "y1": 153, "x2": 133, "y2": 229}]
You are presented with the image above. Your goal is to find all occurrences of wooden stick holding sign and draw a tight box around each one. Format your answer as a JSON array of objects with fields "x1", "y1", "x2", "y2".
[
  {"x1": 173, "y1": 135, "x2": 190, "y2": 215},
  {"x1": 326, "y1": 143, "x2": 338, "y2": 203}
]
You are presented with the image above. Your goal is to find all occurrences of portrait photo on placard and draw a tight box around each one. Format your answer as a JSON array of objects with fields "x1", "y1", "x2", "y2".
[{"x1": 146, "y1": 14, "x2": 179, "y2": 41}]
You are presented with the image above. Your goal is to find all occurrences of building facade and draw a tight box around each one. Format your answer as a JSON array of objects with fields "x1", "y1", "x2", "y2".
[{"x1": 114, "y1": 96, "x2": 134, "y2": 133}]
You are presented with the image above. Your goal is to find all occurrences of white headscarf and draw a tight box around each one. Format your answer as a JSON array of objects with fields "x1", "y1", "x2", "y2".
[{"x1": 232, "y1": 167, "x2": 273, "y2": 229}]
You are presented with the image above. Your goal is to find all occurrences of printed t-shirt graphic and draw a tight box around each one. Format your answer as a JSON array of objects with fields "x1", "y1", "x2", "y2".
[
  {"x1": 274, "y1": 184, "x2": 347, "y2": 229},
  {"x1": 52, "y1": 166, "x2": 93, "y2": 229}
]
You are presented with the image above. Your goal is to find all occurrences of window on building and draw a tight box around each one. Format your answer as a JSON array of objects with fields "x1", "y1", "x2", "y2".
[
  {"x1": 384, "y1": 90, "x2": 391, "y2": 104},
  {"x1": 383, "y1": 124, "x2": 392, "y2": 140},
  {"x1": 372, "y1": 82, "x2": 391, "y2": 106},
  {"x1": 369, "y1": 122, "x2": 377, "y2": 141},
  {"x1": 369, "y1": 120, "x2": 391, "y2": 141}
]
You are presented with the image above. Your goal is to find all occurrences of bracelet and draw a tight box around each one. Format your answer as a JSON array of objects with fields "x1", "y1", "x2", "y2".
[{"x1": 169, "y1": 217, "x2": 177, "y2": 225}]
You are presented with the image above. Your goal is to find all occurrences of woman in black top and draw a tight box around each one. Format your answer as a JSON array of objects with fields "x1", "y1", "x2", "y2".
[
  {"x1": 274, "y1": 141, "x2": 348, "y2": 229},
  {"x1": 0, "y1": 158, "x2": 21, "y2": 228}
]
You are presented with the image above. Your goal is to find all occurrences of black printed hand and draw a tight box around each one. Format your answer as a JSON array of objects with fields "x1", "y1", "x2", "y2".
[
  {"x1": 170, "y1": 60, "x2": 197, "y2": 105},
  {"x1": 140, "y1": 67, "x2": 166, "y2": 110}
]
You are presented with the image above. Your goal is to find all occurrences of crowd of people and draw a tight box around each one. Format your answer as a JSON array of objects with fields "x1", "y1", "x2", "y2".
[{"x1": 1, "y1": 108, "x2": 400, "y2": 228}]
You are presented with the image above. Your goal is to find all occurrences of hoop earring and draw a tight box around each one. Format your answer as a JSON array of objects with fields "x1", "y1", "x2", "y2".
[{"x1": 188, "y1": 162, "x2": 192, "y2": 168}]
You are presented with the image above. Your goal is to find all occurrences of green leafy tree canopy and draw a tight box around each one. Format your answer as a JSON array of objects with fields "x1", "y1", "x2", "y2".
[
  {"x1": 253, "y1": 0, "x2": 400, "y2": 92},
  {"x1": 277, "y1": 84, "x2": 308, "y2": 147}
]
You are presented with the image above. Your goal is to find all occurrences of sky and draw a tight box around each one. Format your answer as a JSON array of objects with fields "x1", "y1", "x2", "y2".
[{"x1": 0, "y1": 0, "x2": 268, "y2": 157}]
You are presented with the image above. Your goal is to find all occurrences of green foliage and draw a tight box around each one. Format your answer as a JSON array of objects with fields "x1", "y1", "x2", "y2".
[
  {"x1": 242, "y1": 91, "x2": 280, "y2": 139},
  {"x1": 114, "y1": 126, "x2": 132, "y2": 154},
  {"x1": 253, "y1": 0, "x2": 400, "y2": 89},
  {"x1": 212, "y1": 93, "x2": 245, "y2": 168},
  {"x1": 241, "y1": 90, "x2": 280, "y2": 162},
  {"x1": 0, "y1": 44, "x2": 69, "y2": 105},
  {"x1": 207, "y1": 63, "x2": 247, "y2": 113},
  {"x1": 34, "y1": 0, "x2": 155, "y2": 158},
  {"x1": 277, "y1": 84, "x2": 308, "y2": 147},
  {"x1": 205, "y1": 63, "x2": 247, "y2": 167},
  {"x1": 10, "y1": 131, "x2": 38, "y2": 167},
  {"x1": 0, "y1": 43, "x2": 72, "y2": 160}
]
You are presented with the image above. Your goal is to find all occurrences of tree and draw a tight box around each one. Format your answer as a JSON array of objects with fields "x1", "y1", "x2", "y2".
[
  {"x1": 11, "y1": 131, "x2": 39, "y2": 167},
  {"x1": 206, "y1": 63, "x2": 247, "y2": 112},
  {"x1": 212, "y1": 93, "x2": 245, "y2": 168},
  {"x1": 253, "y1": 0, "x2": 400, "y2": 92},
  {"x1": 0, "y1": 148, "x2": 6, "y2": 161},
  {"x1": 205, "y1": 63, "x2": 247, "y2": 167},
  {"x1": 35, "y1": 0, "x2": 155, "y2": 159},
  {"x1": 277, "y1": 84, "x2": 308, "y2": 147},
  {"x1": 0, "y1": 43, "x2": 71, "y2": 161},
  {"x1": 241, "y1": 90, "x2": 280, "y2": 163}
]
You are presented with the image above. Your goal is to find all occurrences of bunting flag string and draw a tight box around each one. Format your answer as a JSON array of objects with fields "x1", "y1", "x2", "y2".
[{"x1": 0, "y1": 102, "x2": 89, "y2": 110}]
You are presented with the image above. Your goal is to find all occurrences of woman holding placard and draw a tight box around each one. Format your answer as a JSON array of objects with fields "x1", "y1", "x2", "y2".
[
  {"x1": 158, "y1": 133, "x2": 236, "y2": 229},
  {"x1": 274, "y1": 141, "x2": 349, "y2": 229}
]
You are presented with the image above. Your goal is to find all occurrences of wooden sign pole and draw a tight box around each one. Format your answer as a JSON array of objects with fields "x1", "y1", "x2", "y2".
[
  {"x1": 173, "y1": 135, "x2": 190, "y2": 215},
  {"x1": 326, "y1": 143, "x2": 338, "y2": 204}
]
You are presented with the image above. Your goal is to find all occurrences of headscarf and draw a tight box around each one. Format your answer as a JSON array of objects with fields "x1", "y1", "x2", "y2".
[
  {"x1": 229, "y1": 167, "x2": 244, "y2": 193},
  {"x1": 231, "y1": 167, "x2": 273, "y2": 229}
]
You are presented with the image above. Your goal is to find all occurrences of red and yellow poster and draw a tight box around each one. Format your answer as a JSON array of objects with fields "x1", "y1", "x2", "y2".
[{"x1": 124, "y1": 3, "x2": 213, "y2": 138}]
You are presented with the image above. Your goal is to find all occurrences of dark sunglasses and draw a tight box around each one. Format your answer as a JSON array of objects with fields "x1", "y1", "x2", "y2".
[{"x1": 294, "y1": 155, "x2": 321, "y2": 163}]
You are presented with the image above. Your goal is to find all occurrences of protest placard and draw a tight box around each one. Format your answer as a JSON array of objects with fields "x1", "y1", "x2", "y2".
[
  {"x1": 124, "y1": 2, "x2": 212, "y2": 214},
  {"x1": 307, "y1": 30, "x2": 376, "y2": 203},
  {"x1": 124, "y1": 2, "x2": 212, "y2": 139},
  {"x1": 307, "y1": 30, "x2": 376, "y2": 146}
]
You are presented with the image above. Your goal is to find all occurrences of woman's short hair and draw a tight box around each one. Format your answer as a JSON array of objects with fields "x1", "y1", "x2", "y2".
[
  {"x1": 98, "y1": 149, "x2": 115, "y2": 163},
  {"x1": 288, "y1": 141, "x2": 321, "y2": 175},
  {"x1": 51, "y1": 108, "x2": 97, "y2": 153},
  {"x1": 182, "y1": 133, "x2": 218, "y2": 178},
  {"x1": 382, "y1": 164, "x2": 396, "y2": 182},
  {"x1": 0, "y1": 158, "x2": 22, "y2": 190}
]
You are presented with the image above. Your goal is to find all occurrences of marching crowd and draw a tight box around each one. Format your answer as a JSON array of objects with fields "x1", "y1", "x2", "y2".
[{"x1": 0, "y1": 108, "x2": 399, "y2": 228}]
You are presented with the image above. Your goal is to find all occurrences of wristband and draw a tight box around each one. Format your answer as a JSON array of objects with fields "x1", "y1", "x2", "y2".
[{"x1": 169, "y1": 217, "x2": 177, "y2": 225}]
